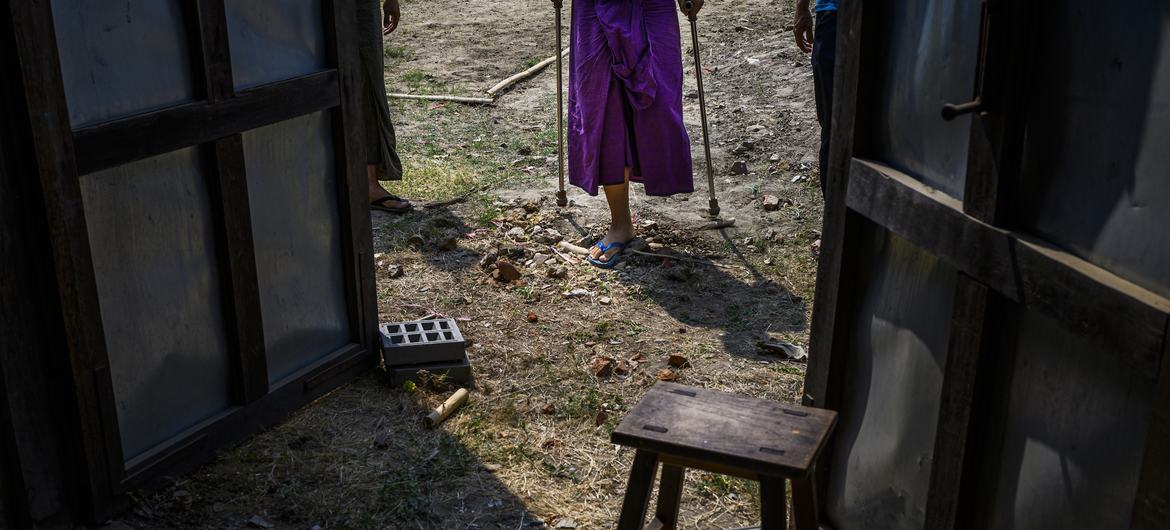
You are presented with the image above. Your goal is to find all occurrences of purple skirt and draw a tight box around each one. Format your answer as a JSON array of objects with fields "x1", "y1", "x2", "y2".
[{"x1": 568, "y1": 0, "x2": 694, "y2": 196}]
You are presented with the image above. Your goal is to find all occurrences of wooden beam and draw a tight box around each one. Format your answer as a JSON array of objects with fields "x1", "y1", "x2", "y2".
[
  {"x1": 9, "y1": 0, "x2": 125, "y2": 520},
  {"x1": 72, "y1": 70, "x2": 341, "y2": 175},
  {"x1": 847, "y1": 159, "x2": 1170, "y2": 379},
  {"x1": 188, "y1": 0, "x2": 270, "y2": 404},
  {"x1": 802, "y1": 0, "x2": 870, "y2": 513},
  {"x1": 324, "y1": 0, "x2": 378, "y2": 351}
]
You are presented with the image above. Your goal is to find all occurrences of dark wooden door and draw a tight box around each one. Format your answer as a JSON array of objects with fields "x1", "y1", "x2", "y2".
[
  {"x1": 806, "y1": 1, "x2": 1170, "y2": 529},
  {"x1": 4, "y1": 0, "x2": 378, "y2": 523}
]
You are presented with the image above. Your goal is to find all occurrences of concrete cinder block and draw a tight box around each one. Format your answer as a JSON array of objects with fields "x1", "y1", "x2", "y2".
[
  {"x1": 380, "y1": 318, "x2": 467, "y2": 366},
  {"x1": 386, "y1": 352, "x2": 474, "y2": 387}
]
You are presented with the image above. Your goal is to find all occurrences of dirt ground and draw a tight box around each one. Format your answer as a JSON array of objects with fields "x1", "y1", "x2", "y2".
[{"x1": 122, "y1": 0, "x2": 823, "y2": 528}]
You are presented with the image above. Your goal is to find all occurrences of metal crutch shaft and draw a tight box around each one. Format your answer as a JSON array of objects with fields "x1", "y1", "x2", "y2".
[
  {"x1": 554, "y1": 4, "x2": 568, "y2": 207},
  {"x1": 685, "y1": 3, "x2": 720, "y2": 217}
]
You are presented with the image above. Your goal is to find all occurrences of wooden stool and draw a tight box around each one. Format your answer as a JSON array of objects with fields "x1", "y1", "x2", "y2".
[{"x1": 611, "y1": 382, "x2": 837, "y2": 530}]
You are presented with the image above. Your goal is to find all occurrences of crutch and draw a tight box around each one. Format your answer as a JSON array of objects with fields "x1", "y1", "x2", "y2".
[
  {"x1": 683, "y1": 0, "x2": 720, "y2": 217},
  {"x1": 553, "y1": 0, "x2": 569, "y2": 207}
]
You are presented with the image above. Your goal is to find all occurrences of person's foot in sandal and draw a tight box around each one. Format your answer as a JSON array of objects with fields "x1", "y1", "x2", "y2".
[
  {"x1": 368, "y1": 165, "x2": 412, "y2": 213},
  {"x1": 589, "y1": 176, "x2": 636, "y2": 267}
]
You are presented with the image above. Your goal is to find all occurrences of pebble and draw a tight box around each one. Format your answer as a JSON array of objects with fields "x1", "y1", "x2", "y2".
[
  {"x1": 506, "y1": 226, "x2": 526, "y2": 240},
  {"x1": 531, "y1": 253, "x2": 550, "y2": 267},
  {"x1": 762, "y1": 195, "x2": 782, "y2": 211},
  {"x1": 730, "y1": 161, "x2": 749, "y2": 175}
]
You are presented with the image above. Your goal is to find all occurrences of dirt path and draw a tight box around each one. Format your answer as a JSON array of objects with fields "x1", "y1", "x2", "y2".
[{"x1": 123, "y1": 1, "x2": 823, "y2": 528}]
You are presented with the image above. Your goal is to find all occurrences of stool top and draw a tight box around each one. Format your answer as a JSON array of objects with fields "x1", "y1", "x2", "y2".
[{"x1": 612, "y1": 382, "x2": 837, "y2": 478}]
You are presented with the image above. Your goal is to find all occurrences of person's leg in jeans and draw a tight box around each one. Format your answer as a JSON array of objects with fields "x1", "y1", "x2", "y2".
[{"x1": 811, "y1": 11, "x2": 837, "y2": 197}]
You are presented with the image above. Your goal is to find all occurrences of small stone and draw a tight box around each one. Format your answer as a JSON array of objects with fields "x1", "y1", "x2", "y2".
[
  {"x1": 248, "y1": 516, "x2": 274, "y2": 529},
  {"x1": 668, "y1": 354, "x2": 691, "y2": 368},
  {"x1": 386, "y1": 264, "x2": 404, "y2": 278},
  {"x1": 590, "y1": 356, "x2": 615, "y2": 377},
  {"x1": 480, "y1": 250, "x2": 499, "y2": 270},
  {"x1": 657, "y1": 368, "x2": 678, "y2": 382},
  {"x1": 685, "y1": 91, "x2": 699, "y2": 99},
  {"x1": 769, "y1": 153, "x2": 782, "y2": 162},
  {"x1": 762, "y1": 195, "x2": 782, "y2": 211},
  {"x1": 598, "y1": 296, "x2": 612, "y2": 305},
  {"x1": 506, "y1": 227, "x2": 526, "y2": 240},
  {"x1": 765, "y1": 228, "x2": 779, "y2": 241},
  {"x1": 531, "y1": 253, "x2": 551, "y2": 267},
  {"x1": 640, "y1": 219, "x2": 658, "y2": 230},
  {"x1": 547, "y1": 266, "x2": 568, "y2": 279},
  {"x1": 542, "y1": 403, "x2": 556, "y2": 415},
  {"x1": 494, "y1": 261, "x2": 522, "y2": 282},
  {"x1": 677, "y1": 327, "x2": 687, "y2": 334},
  {"x1": 764, "y1": 258, "x2": 773, "y2": 265},
  {"x1": 731, "y1": 141, "x2": 754, "y2": 155},
  {"x1": 523, "y1": 200, "x2": 541, "y2": 213},
  {"x1": 613, "y1": 360, "x2": 632, "y2": 377},
  {"x1": 564, "y1": 288, "x2": 592, "y2": 298},
  {"x1": 373, "y1": 431, "x2": 392, "y2": 449},
  {"x1": 527, "y1": 311, "x2": 539, "y2": 323},
  {"x1": 534, "y1": 228, "x2": 564, "y2": 245},
  {"x1": 743, "y1": 237, "x2": 755, "y2": 246},
  {"x1": 730, "y1": 161, "x2": 749, "y2": 175}
]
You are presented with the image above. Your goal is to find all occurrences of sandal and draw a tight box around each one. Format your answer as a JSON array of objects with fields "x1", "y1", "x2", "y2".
[
  {"x1": 371, "y1": 194, "x2": 413, "y2": 213},
  {"x1": 587, "y1": 240, "x2": 631, "y2": 269}
]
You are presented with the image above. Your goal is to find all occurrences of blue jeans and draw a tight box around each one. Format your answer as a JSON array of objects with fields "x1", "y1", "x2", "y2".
[{"x1": 811, "y1": 11, "x2": 837, "y2": 196}]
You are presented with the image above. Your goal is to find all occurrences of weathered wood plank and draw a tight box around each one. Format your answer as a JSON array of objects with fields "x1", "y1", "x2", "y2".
[
  {"x1": 654, "y1": 464, "x2": 685, "y2": 530},
  {"x1": 9, "y1": 0, "x2": 125, "y2": 520},
  {"x1": 72, "y1": 70, "x2": 341, "y2": 175},
  {"x1": 612, "y1": 383, "x2": 837, "y2": 478},
  {"x1": 1131, "y1": 327, "x2": 1170, "y2": 528},
  {"x1": 324, "y1": 0, "x2": 378, "y2": 351},
  {"x1": 847, "y1": 159, "x2": 1170, "y2": 379},
  {"x1": 758, "y1": 475, "x2": 788, "y2": 530}
]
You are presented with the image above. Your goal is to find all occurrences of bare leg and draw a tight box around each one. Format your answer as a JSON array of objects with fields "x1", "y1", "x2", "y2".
[
  {"x1": 368, "y1": 164, "x2": 411, "y2": 209},
  {"x1": 589, "y1": 168, "x2": 635, "y2": 263}
]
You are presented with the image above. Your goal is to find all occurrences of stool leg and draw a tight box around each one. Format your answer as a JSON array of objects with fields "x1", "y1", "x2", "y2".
[
  {"x1": 758, "y1": 476, "x2": 787, "y2": 530},
  {"x1": 654, "y1": 464, "x2": 686, "y2": 529},
  {"x1": 617, "y1": 450, "x2": 660, "y2": 530},
  {"x1": 791, "y1": 475, "x2": 819, "y2": 530}
]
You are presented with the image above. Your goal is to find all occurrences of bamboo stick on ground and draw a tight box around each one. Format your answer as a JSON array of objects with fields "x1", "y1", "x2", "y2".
[
  {"x1": 486, "y1": 48, "x2": 570, "y2": 97},
  {"x1": 387, "y1": 93, "x2": 496, "y2": 105},
  {"x1": 426, "y1": 388, "x2": 470, "y2": 428}
]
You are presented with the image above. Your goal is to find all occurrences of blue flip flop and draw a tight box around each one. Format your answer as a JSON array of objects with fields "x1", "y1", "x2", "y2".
[{"x1": 587, "y1": 240, "x2": 632, "y2": 269}]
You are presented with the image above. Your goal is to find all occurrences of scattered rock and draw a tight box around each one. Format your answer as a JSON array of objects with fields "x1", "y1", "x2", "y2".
[
  {"x1": 501, "y1": 245, "x2": 531, "y2": 261},
  {"x1": 590, "y1": 356, "x2": 615, "y2": 377},
  {"x1": 564, "y1": 288, "x2": 592, "y2": 298},
  {"x1": 657, "y1": 368, "x2": 678, "y2": 382},
  {"x1": 630, "y1": 353, "x2": 647, "y2": 362},
  {"x1": 730, "y1": 161, "x2": 750, "y2": 175},
  {"x1": 731, "y1": 142, "x2": 754, "y2": 155},
  {"x1": 506, "y1": 226, "x2": 526, "y2": 240},
  {"x1": 764, "y1": 258, "x2": 774, "y2": 265},
  {"x1": 531, "y1": 253, "x2": 551, "y2": 267},
  {"x1": 526, "y1": 311, "x2": 539, "y2": 323},
  {"x1": 598, "y1": 296, "x2": 612, "y2": 305},
  {"x1": 523, "y1": 200, "x2": 541, "y2": 213},
  {"x1": 480, "y1": 250, "x2": 499, "y2": 270},
  {"x1": 677, "y1": 327, "x2": 687, "y2": 334},
  {"x1": 613, "y1": 360, "x2": 632, "y2": 378},
  {"x1": 534, "y1": 228, "x2": 564, "y2": 245},
  {"x1": 547, "y1": 266, "x2": 568, "y2": 279},
  {"x1": 762, "y1": 195, "x2": 782, "y2": 211},
  {"x1": 769, "y1": 153, "x2": 782, "y2": 162},
  {"x1": 765, "y1": 228, "x2": 779, "y2": 241},
  {"x1": 386, "y1": 264, "x2": 404, "y2": 278},
  {"x1": 668, "y1": 354, "x2": 691, "y2": 368},
  {"x1": 494, "y1": 261, "x2": 522, "y2": 282},
  {"x1": 685, "y1": 91, "x2": 699, "y2": 99},
  {"x1": 640, "y1": 219, "x2": 658, "y2": 230},
  {"x1": 541, "y1": 403, "x2": 556, "y2": 415},
  {"x1": 556, "y1": 517, "x2": 578, "y2": 529},
  {"x1": 757, "y1": 340, "x2": 808, "y2": 361},
  {"x1": 594, "y1": 410, "x2": 609, "y2": 427},
  {"x1": 792, "y1": 174, "x2": 808, "y2": 183},
  {"x1": 247, "y1": 515, "x2": 274, "y2": 529},
  {"x1": 373, "y1": 431, "x2": 392, "y2": 449}
]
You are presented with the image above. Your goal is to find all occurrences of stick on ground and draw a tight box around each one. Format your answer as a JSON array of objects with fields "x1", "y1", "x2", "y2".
[
  {"x1": 486, "y1": 48, "x2": 570, "y2": 97},
  {"x1": 387, "y1": 93, "x2": 496, "y2": 105},
  {"x1": 426, "y1": 388, "x2": 470, "y2": 428}
]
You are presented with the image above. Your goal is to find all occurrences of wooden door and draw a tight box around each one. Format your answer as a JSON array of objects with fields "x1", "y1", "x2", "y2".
[
  {"x1": 806, "y1": 1, "x2": 1170, "y2": 529},
  {"x1": 5, "y1": 0, "x2": 378, "y2": 522}
]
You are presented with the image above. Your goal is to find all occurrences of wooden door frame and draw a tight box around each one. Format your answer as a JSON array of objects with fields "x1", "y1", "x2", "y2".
[
  {"x1": 8, "y1": 0, "x2": 378, "y2": 521},
  {"x1": 804, "y1": 1, "x2": 1170, "y2": 529}
]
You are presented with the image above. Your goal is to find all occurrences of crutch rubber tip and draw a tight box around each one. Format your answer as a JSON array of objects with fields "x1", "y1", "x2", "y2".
[
  {"x1": 708, "y1": 199, "x2": 720, "y2": 217},
  {"x1": 556, "y1": 191, "x2": 569, "y2": 208}
]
